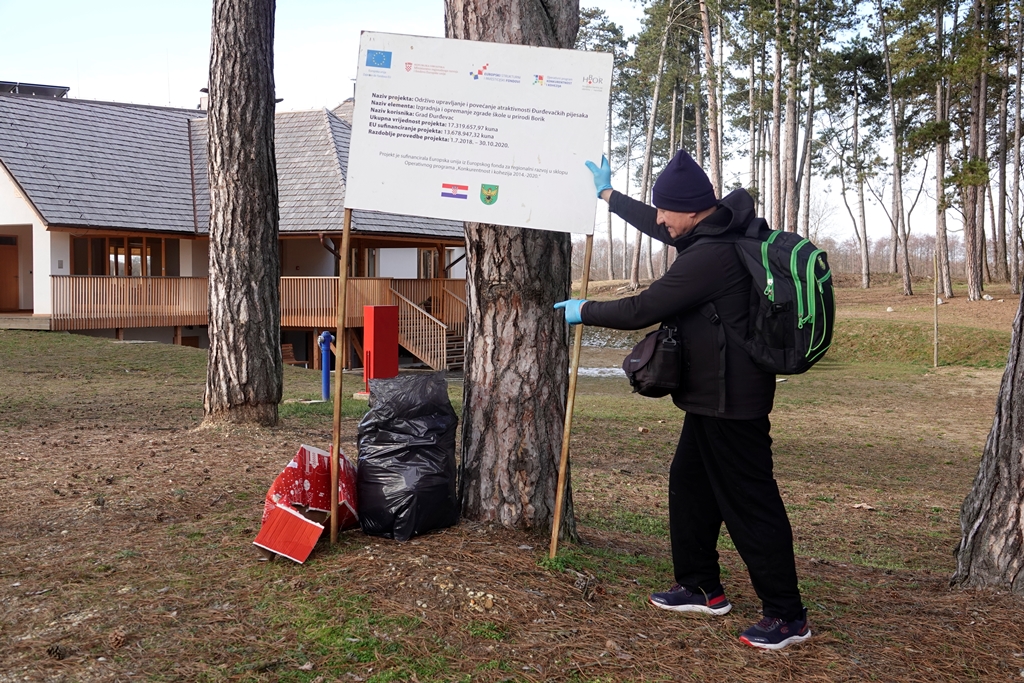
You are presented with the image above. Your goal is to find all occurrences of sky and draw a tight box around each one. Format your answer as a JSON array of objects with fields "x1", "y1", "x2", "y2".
[
  {"x1": 0, "y1": 0, "x2": 906, "y2": 241},
  {"x1": 0, "y1": 0, "x2": 643, "y2": 111}
]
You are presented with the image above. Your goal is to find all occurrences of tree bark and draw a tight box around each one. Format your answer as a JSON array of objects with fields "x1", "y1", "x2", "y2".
[
  {"x1": 445, "y1": 0, "x2": 578, "y2": 538},
  {"x1": 631, "y1": 18, "x2": 670, "y2": 290},
  {"x1": 995, "y1": 16, "x2": 1010, "y2": 283},
  {"x1": 607, "y1": 67, "x2": 615, "y2": 281},
  {"x1": 203, "y1": 0, "x2": 282, "y2": 427},
  {"x1": 1012, "y1": 11, "x2": 1023, "y2": 294},
  {"x1": 964, "y1": 0, "x2": 987, "y2": 301},
  {"x1": 758, "y1": 45, "x2": 768, "y2": 215},
  {"x1": 700, "y1": 0, "x2": 723, "y2": 195},
  {"x1": 876, "y1": 0, "x2": 912, "y2": 295},
  {"x1": 935, "y1": 0, "x2": 954, "y2": 298},
  {"x1": 772, "y1": 0, "x2": 784, "y2": 230},
  {"x1": 783, "y1": 0, "x2": 800, "y2": 232},
  {"x1": 623, "y1": 102, "x2": 634, "y2": 280},
  {"x1": 749, "y1": 19, "x2": 758, "y2": 196},
  {"x1": 695, "y1": 56, "x2": 705, "y2": 168},
  {"x1": 953, "y1": 288, "x2": 1024, "y2": 593},
  {"x1": 853, "y1": 87, "x2": 870, "y2": 288}
]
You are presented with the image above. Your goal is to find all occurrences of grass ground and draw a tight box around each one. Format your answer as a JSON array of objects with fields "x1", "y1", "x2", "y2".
[{"x1": 1, "y1": 280, "x2": 1023, "y2": 682}]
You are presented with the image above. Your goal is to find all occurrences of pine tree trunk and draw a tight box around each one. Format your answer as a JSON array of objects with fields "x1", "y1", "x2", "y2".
[
  {"x1": 445, "y1": 0, "x2": 578, "y2": 538},
  {"x1": 631, "y1": 20, "x2": 669, "y2": 290},
  {"x1": 877, "y1": 3, "x2": 913, "y2": 295},
  {"x1": 953, "y1": 289, "x2": 1024, "y2": 593},
  {"x1": 623, "y1": 104, "x2": 634, "y2": 280},
  {"x1": 995, "y1": 26, "x2": 1010, "y2": 283},
  {"x1": 699, "y1": 0, "x2": 723, "y2": 195},
  {"x1": 796, "y1": 14, "x2": 818, "y2": 239},
  {"x1": 203, "y1": 0, "x2": 282, "y2": 427},
  {"x1": 783, "y1": 0, "x2": 800, "y2": 232},
  {"x1": 695, "y1": 58, "x2": 705, "y2": 168},
  {"x1": 800, "y1": 119, "x2": 812, "y2": 238},
  {"x1": 772, "y1": 0, "x2": 784, "y2": 230},
  {"x1": 749, "y1": 23, "x2": 758, "y2": 196},
  {"x1": 758, "y1": 45, "x2": 768, "y2": 215},
  {"x1": 607, "y1": 76, "x2": 615, "y2": 281},
  {"x1": 1012, "y1": 11, "x2": 1023, "y2": 294},
  {"x1": 853, "y1": 87, "x2": 870, "y2": 289},
  {"x1": 935, "y1": 0, "x2": 955, "y2": 298},
  {"x1": 965, "y1": 0, "x2": 987, "y2": 301}
]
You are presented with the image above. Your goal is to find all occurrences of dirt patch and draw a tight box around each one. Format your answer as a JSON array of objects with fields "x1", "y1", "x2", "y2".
[{"x1": 1, "y1": 284, "x2": 1023, "y2": 681}]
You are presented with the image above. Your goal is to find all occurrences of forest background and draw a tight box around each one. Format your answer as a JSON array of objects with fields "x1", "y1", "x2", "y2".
[{"x1": 571, "y1": 0, "x2": 1023, "y2": 303}]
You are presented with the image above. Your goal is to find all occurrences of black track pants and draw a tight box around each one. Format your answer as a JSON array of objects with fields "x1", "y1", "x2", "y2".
[{"x1": 668, "y1": 412, "x2": 803, "y2": 621}]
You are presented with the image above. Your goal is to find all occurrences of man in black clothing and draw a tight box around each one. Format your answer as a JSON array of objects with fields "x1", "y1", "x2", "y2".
[{"x1": 554, "y1": 150, "x2": 811, "y2": 650}]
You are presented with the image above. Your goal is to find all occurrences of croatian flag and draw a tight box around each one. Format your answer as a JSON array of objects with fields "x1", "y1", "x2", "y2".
[{"x1": 441, "y1": 183, "x2": 469, "y2": 199}]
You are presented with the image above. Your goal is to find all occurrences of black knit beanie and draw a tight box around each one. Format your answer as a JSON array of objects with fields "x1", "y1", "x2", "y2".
[{"x1": 651, "y1": 150, "x2": 717, "y2": 213}]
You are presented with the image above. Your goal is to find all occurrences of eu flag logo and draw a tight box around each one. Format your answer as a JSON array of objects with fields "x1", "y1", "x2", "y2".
[{"x1": 366, "y1": 50, "x2": 392, "y2": 69}]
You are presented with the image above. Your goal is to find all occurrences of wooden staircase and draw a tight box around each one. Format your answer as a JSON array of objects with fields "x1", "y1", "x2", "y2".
[{"x1": 445, "y1": 332, "x2": 465, "y2": 372}]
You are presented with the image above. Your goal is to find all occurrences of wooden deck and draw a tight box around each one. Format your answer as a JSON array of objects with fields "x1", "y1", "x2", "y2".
[{"x1": 45, "y1": 276, "x2": 468, "y2": 370}]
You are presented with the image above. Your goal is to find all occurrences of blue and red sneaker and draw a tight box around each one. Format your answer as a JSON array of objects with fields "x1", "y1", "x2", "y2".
[
  {"x1": 648, "y1": 584, "x2": 732, "y2": 615},
  {"x1": 739, "y1": 609, "x2": 812, "y2": 650}
]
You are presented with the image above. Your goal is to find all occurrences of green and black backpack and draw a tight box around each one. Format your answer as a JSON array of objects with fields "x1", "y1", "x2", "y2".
[{"x1": 704, "y1": 218, "x2": 835, "y2": 375}]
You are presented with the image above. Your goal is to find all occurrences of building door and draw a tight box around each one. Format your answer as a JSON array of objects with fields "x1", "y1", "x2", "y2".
[{"x1": 0, "y1": 236, "x2": 19, "y2": 311}]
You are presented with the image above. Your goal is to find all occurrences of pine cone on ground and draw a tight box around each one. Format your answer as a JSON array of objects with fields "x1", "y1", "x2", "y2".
[
  {"x1": 108, "y1": 629, "x2": 127, "y2": 649},
  {"x1": 46, "y1": 643, "x2": 68, "y2": 660}
]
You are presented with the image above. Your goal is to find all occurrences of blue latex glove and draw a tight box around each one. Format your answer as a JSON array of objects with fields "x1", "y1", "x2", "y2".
[
  {"x1": 554, "y1": 299, "x2": 587, "y2": 325},
  {"x1": 584, "y1": 156, "x2": 613, "y2": 197}
]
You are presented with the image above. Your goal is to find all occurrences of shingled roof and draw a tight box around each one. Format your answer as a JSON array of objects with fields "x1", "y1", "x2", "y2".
[
  {"x1": 0, "y1": 94, "x2": 201, "y2": 233},
  {"x1": 0, "y1": 94, "x2": 463, "y2": 241}
]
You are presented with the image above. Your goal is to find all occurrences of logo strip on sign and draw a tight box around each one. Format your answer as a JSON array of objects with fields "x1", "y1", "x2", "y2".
[{"x1": 366, "y1": 50, "x2": 392, "y2": 68}]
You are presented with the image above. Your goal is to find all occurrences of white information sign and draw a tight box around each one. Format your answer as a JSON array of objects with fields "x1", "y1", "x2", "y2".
[{"x1": 344, "y1": 32, "x2": 613, "y2": 235}]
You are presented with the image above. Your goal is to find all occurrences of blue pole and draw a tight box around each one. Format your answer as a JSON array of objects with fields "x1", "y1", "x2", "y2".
[{"x1": 318, "y1": 331, "x2": 334, "y2": 401}]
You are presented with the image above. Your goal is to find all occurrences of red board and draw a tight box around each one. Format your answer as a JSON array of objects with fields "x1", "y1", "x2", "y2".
[
  {"x1": 254, "y1": 444, "x2": 358, "y2": 562},
  {"x1": 364, "y1": 305, "x2": 399, "y2": 382},
  {"x1": 253, "y1": 504, "x2": 323, "y2": 564}
]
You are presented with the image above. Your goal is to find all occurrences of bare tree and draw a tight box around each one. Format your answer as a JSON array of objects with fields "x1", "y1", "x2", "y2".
[
  {"x1": 203, "y1": 0, "x2": 282, "y2": 426},
  {"x1": 445, "y1": 0, "x2": 578, "y2": 538}
]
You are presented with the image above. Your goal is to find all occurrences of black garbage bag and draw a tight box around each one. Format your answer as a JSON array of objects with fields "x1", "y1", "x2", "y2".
[{"x1": 356, "y1": 372, "x2": 459, "y2": 541}]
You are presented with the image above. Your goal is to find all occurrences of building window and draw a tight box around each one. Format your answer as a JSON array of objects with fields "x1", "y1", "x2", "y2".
[{"x1": 418, "y1": 248, "x2": 438, "y2": 279}]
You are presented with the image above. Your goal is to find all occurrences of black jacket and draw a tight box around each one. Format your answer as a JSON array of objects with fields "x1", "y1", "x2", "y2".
[{"x1": 581, "y1": 188, "x2": 775, "y2": 419}]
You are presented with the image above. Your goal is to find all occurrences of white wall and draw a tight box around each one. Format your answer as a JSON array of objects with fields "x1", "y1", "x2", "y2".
[
  {"x1": 283, "y1": 238, "x2": 334, "y2": 276},
  {"x1": 379, "y1": 248, "x2": 418, "y2": 278},
  {"x1": 0, "y1": 166, "x2": 43, "y2": 311},
  {"x1": 448, "y1": 247, "x2": 466, "y2": 278}
]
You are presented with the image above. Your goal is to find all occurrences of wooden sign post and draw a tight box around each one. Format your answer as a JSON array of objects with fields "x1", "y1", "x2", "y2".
[
  {"x1": 549, "y1": 234, "x2": 593, "y2": 559},
  {"x1": 330, "y1": 207, "x2": 353, "y2": 544}
]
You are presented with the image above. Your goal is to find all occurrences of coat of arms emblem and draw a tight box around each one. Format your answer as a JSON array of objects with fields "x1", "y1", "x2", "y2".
[{"x1": 480, "y1": 184, "x2": 499, "y2": 205}]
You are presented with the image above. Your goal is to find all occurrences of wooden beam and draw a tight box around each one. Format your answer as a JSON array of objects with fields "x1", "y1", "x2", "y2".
[
  {"x1": 330, "y1": 208, "x2": 352, "y2": 545},
  {"x1": 549, "y1": 233, "x2": 593, "y2": 559}
]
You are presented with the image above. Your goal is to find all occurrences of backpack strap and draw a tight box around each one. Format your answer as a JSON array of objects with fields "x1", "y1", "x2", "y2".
[
  {"x1": 745, "y1": 217, "x2": 770, "y2": 239},
  {"x1": 699, "y1": 302, "x2": 728, "y2": 414}
]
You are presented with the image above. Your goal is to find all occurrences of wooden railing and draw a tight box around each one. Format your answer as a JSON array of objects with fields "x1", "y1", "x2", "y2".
[
  {"x1": 51, "y1": 276, "x2": 466, "y2": 370},
  {"x1": 441, "y1": 282, "x2": 467, "y2": 338},
  {"x1": 390, "y1": 288, "x2": 448, "y2": 370},
  {"x1": 51, "y1": 276, "x2": 208, "y2": 331}
]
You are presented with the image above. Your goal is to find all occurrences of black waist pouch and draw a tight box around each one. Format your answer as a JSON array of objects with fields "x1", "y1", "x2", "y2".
[{"x1": 622, "y1": 325, "x2": 682, "y2": 398}]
